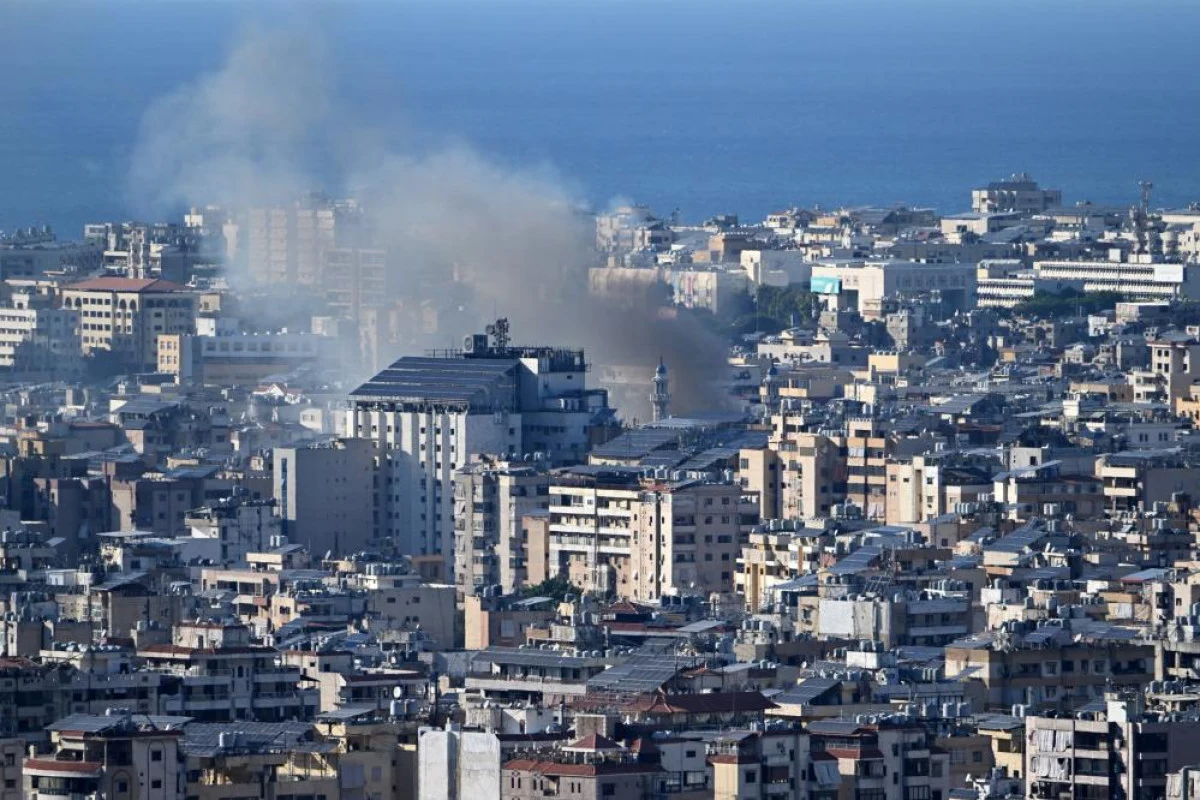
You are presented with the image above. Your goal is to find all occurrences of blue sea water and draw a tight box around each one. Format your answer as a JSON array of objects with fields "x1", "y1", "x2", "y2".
[{"x1": 2, "y1": 0, "x2": 1200, "y2": 237}]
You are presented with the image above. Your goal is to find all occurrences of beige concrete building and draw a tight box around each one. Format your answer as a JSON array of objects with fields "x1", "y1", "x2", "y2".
[
  {"x1": 0, "y1": 738, "x2": 21, "y2": 800},
  {"x1": 945, "y1": 632, "x2": 1155, "y2": 713},
  {"x1": 548, "y1": 469, "x2": 757, "y2": 600},
  {"x1": 463, "y1": 593, "x2": 557, "y2": 650},
  {"x1": 25, "y1": 712, "x2": 188, "y2": 799},
  {"x1": 247, "y1": 203, "x2": 336, "y2": 286},
  {"x1": 971, "y1": 173, "x2": 1061, "y2": 214},
  {"x1": 61, "y1": 276, "x2": 196, "y2": 370},
  {"x1": 184, "y1": 714, "x2": 416, "y2": 800},
  {"x1": 453, "y1": 457, "x2": 549, "y2": 597},
  {"x1": 1095, "y1": 449, "x2": 1200, "y2": 514},
  {"x1": 735, "y1": 525, "x2": 826, "y2": 613},
  {"x1": 501, "y1": 750, "x2": 661, "y2": 800},
  {"x1": 1149, "y1": 331, "x2": 1200, "y2": 413},
  {"x1": 773, "y1": 426, "x2": 841, "y2": 521},
  {"x1": 273, "y1": 438, "x2": 377, "y2": 557},
  {"x1": 837, "y1": 417, "x2": 888, "y2": 519},
  {"x1": 342, "y1": 565, "x2": 458, "y2": 651},
  {"x1": 138, "y1": 620, "x2": 318, "y2": 722},
  {"x1": 809, "y1": 259, "x2": 977, "y2": 319},
  {"x1": 738, "y1": 448, "x2": 782, "y2": 520},
  {"x1": 595, "y1": 204, "x2": 671, "y2": 253},
  {"x1": 157, "y1": 330, "x2": 332, "y2": 385},
  {"x1": 629, "y1": 480, "x2": 758, "y2": 602},
  {"x1": 547, "y1": 469, "x2": 641, "y2": 596},
  {"x1": 1025, "y1": 697, "x2": 1200, "y2": 800}
]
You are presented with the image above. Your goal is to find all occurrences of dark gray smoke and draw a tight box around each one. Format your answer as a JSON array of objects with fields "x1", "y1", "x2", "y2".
[{"x1": 128, "y1": 26, "x2": 731, "y2": 419}]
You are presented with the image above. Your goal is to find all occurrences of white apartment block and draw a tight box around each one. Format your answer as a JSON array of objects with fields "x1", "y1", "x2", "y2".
[
  {"x1": 971, "y1": 173, "x2": 1062, "y2": 214},
  {"x1": 350, "y1": 330, "x2": 611, "y2": 573},
  {"x1": 0, "y1": 292, "x2": 80, "y2": 378},
  {"x1": 1034, "y1": 257, "x2": 1200, "y2": 301}
]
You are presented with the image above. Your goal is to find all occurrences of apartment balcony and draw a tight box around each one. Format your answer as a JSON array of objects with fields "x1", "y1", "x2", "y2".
[
  {"x1": 24, "y1": 759, "x2": 103, "y2": 780},
  {"x1": 907, "y1": 625, "x2": 969, "y2": 639},
  {"x1": 185, "y1": 666, "x2": 236, "y2": 677},
  {"x1": 253, "y1": 669, "x2": 301, "y2": 684},
  {"x1": 253, "y1": 691, "x2": 314, "y2": 706},
  {"x1": 550, "y1": 536, "x2": 628, "y2": 555},
  {"x1": 549, "y1": 523, "x2": 598, "y2": 536},
  {"x1": 180, "y1": 697, "x2": 234, "y2": 712},
  {"x1": 1071, "y1": 747, "x2": 1110, "y2": 759},
  {"x1": 597, "y1": 507, "x2": 634, "y2": 519},
  {"x1": 181, "y1": 672, "x2": 232, "y2": 686}
]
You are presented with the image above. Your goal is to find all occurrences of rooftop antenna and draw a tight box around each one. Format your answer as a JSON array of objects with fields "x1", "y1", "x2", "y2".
[
  {"x1": 1139, "y1": 180, "x2": 1154, "y2": 216},
  {"x1": 486, "y1": 317, "x2": 510, "y2": 351}
]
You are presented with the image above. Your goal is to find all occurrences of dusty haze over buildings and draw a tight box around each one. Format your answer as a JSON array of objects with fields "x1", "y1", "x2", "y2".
[{"x1": 127, "y1": 25, "x2": 729, "y2": 417}]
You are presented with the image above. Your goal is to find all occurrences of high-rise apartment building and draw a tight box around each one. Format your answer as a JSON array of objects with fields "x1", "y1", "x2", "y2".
[
  {"x1": 273, "y1": 438, "x2": 377, "y2": 557},
  {"x1": 325, "y1": 247, "x2": 387, "y2": 320},
  {"x1": 547, "y1": 467, "x2": 757, "y2": 600},
  {"x1": 349, "y1": 322, "x2": 612, "y2": 572},
  {"x1": 0, "y1": 290, "x2": 81, "y2": 380},
  {"x1": 246, "y1": 201, "x2": 337, "y2": 286},
  {"x1": 453, "y1": 457, "x2": 549, "y2": 596},
  {"x1": 1025, "y1": 696, "x2": 1199, "y2": 800}
]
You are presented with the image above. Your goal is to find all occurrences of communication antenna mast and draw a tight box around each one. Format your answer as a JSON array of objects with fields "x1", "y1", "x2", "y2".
[
  {"x1": 485, "y1": 318, "x2": 510, "y2": 351},
  {"x1": 1139, "y1": 180, "x2": 1154, "y2": 216}
]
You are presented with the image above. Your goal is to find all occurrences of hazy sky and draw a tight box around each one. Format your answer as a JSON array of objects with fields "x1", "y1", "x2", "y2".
[{"x1": 2, "y1": 0, "x2": 1199, "y2": 233}]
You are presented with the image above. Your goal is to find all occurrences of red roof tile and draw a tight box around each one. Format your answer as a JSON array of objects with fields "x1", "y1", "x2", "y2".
[
  {"x1": 565, "y1": 733, "x2": 624, "y2": 752},
  {"x1": 24, "y1": 758, "x2": 103, "y2": 776}
]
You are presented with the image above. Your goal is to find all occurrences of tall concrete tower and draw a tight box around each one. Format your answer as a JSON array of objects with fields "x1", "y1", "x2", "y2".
[{"x1": 651, "y1": 360, "x2": 671, "y2": 422}]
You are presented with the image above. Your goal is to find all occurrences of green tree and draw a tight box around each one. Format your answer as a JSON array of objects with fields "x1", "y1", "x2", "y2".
[
  {"x1": 522, "y1": 574, "x2": 581, "y2": 602},
  {"x1": 1013, "y1": 289, "x2": 1122, "y2": 318},
  {"x1": 756, "y1": 285, "x2": 819, "y2": 329}
]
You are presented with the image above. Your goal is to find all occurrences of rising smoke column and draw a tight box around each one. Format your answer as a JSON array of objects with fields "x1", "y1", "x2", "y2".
[{"x1": 127, "y1": 25, "x2": 731, "y2": 417}]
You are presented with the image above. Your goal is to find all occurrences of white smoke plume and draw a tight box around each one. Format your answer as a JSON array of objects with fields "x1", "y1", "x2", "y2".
[
  {"x1": 128, "y1": 25, "x2": 731, "y2": 417},
  {"x1": 130, "y1": 26, "x2": 333, "y2": 213}
]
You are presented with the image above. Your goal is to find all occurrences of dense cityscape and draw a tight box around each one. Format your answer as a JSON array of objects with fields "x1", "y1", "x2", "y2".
[{"x1": 2, "y1": 170, "x2": 1200, "y2": 799}]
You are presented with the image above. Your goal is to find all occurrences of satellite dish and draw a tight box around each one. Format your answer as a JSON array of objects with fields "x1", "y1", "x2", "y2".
[{"x1": 393, "y1": 687, "x2": 404, "y2": 699}]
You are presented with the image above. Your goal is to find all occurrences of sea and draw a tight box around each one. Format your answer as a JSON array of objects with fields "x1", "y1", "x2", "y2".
[{"x1": 3, "y1": 0, "x2": 1200, "y2": 238}]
